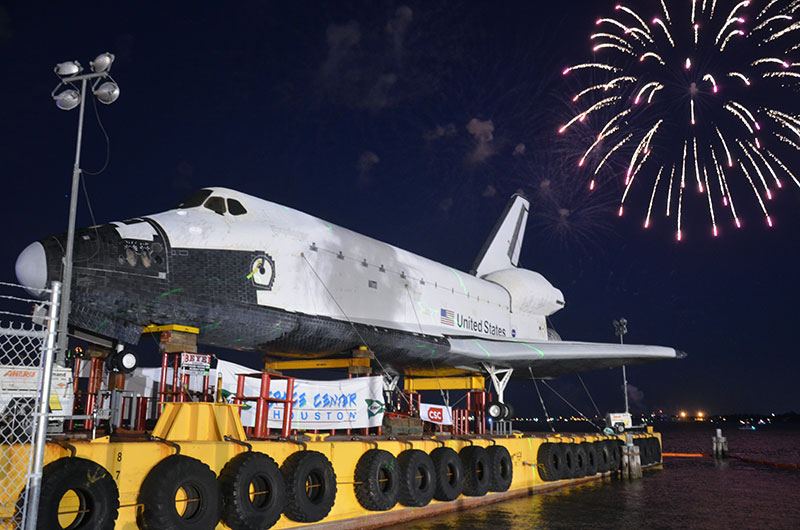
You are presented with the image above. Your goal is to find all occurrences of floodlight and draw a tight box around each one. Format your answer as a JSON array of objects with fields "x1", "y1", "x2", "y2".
[
  {"x1": 90, "y1": 52, "x2": 115, "y2": 73},
  {"x1": 53, "y1": 89, "x2": 81, "y2": 110},
  {"x1": 93, "y1": 81, "x2": 120, "y2": 104},
  {"x1": 54, "y1": 61, "x2": 82, "y2": 76}
]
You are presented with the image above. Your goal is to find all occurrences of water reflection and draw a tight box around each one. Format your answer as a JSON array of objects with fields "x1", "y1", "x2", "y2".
[{"x1": 386, "y1": 425, "x2": 800, "y2": 530}]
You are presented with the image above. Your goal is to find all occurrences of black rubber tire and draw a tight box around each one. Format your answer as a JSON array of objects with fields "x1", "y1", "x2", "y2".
[
  {"x1": 562, "y1": 444, "x2": 576, "y2": 478},
  {"x1": 638, "y1": 439, "x2": 653, "y2": 465},
  {"x1": 606, "y1": 440, "x2": 622, "y2": 472},
  {"x1": 501, "y1": 402, "x2": 515, "y2": 421},
  {"x1": 581, "y1": 442, "x2": 598, "y2": 476},
  {"x1": 459, "y1": 446, "x2": 491, "y2": 496},
  {"x1": 218, "y1": 451, "x2": 286, "y2": 530},
  {"x1": 650, "y1": 437, "x2": 662, "y2": 463},
  {"x1": 486, "y1": 402, "x2": 504, "y2": 421},
  {"x1": 633, "y1": 438, "x2": 647, "y2": 466},
  {"x1": 354, "y1": 449, "x2": 399, "y2": 511},
  {"x1": 138, "y1": 454, "x2": 221, "y2": 530},
  {"x1": 281, "y1": 451, "x2": 337, "y2": 522},
  {"x1": 487, "y1": 445, "x2": 513, "y2": 491},
  {"x1": 595, "y1": 441, "x2": 611, "y2": 473},
  {"x1": 397, "y1": 449, "x2": 436, "y2": 507},
  {"x1": 572, "y1": 445, "x2": 588, "y2": 478},
  {"x1": 537, "y1": 443, "x2": 563, "y2": 481},
  {"x1": 430, "y1": 447, "x2": 464, "y2": 501},
  {"x1": 31, "y1": 457, "x2": 119, "y2": 530}
]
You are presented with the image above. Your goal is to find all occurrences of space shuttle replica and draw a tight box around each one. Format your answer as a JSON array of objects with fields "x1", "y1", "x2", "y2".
[{"x1": 15, "y1": 188, "x2": 683, "y2": 405}]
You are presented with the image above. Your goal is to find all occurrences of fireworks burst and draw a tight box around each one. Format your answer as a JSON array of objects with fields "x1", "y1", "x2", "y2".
[{"x1": 561, "y1": 0, "x2": 800, "y2": 240}]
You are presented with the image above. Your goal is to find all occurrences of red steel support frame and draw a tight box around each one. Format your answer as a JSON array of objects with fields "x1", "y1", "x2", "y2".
[
  {"x1": 83, "y1": 357, "x2": 104, "y2": 430},
  {"x1": 158, "y1": 351, "x2": 212, "y2": 412},
  {"x1": 235, "y1": 372, "x2": 296, "y2": 439},
  {"x1": 135, "y1": 396, "x2": 148, "y2": 431}
]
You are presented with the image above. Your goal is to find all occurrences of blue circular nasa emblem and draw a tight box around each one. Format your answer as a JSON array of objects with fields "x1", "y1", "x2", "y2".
[{"x1": 511, "y1": 328, "x2": 516, "y2": 338}]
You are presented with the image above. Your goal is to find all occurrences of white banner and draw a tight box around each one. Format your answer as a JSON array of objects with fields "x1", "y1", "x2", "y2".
[
  {"x1": 128, "y1": 360, "x2": 386, "y2": 430},
  {"x1": 420, "y1": 402, "x2": 453, "y2": 425},
  {"x1": 215, "y1": 360, "x2": 385, "y2": 430}
]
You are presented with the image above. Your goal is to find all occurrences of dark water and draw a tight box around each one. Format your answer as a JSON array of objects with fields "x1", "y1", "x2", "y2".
[{"x1": 387, "y1": 423, "x2": 800, "y2": 530}]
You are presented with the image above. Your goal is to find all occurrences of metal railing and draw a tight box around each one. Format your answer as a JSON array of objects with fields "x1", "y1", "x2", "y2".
[{"x1": 0, "y1": 281, "x2": 60, "y2": 530}]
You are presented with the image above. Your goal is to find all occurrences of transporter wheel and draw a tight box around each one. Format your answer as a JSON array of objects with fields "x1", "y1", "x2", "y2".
[
  {"x1": 459, "y1": 446, "x2": 491, "y2": 496},
  {"x1": 33, "y1": 457, "x2": 119, "y2": 530},
  {"x1": 487, "y1": 445, "x2": 513, "y2": 492},
  {"x1": 562, "y1": 444, "x2": 577, "y2": 478},
  {"x1": 397, "y1": 449, "x2": 436, "y2": 507},
  {"x1": 218, "y1": 451, "x2": 286, "y2": 530},
  {"x1": 281, "y1": 451, "x2": 337, "y2": 523},
  {"x1": 501, "y1": 403, "x2": 515, "y2": 421},
  {"x1": 572, "y1": 445, "x2": 588, "y2": 479},
  {"x1": 354, "y1": 449, "x2": 399, "y2": 511},
  {"x1": 596, "y1": 441, "x2": 611, "y2": 473},
  {"x1": 430, "y1": 447, "x2": 464, "y2": 501},
  {"x1": 138, "y1": 454, "x2": 221, "y2": 530},
  {"x1": 486, "y1": 402, "x2": 505, "y2": 421},
  {"x1": 536, "y1": 443, "x2": 563, "y2": 481},
  {"x1": 581, "y1": 442, "x2": 598, "y2": 476}
]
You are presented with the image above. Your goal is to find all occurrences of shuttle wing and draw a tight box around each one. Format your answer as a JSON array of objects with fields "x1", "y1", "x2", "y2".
[{"x1": 448, "y1": 337, "x2": 685, "y2": 378}]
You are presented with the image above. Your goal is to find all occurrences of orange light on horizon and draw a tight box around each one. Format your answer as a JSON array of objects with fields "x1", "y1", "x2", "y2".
[
  {"x1": 698, "y1": 411, "x2": 705, "y2": 418},
  {"x1": 680, "y1": 411, "x2": 687, "y2": 418}
]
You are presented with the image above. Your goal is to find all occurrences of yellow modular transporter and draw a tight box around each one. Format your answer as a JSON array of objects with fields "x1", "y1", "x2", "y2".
[{"x1": 2, "y1": 402, "x2": 663, "y2": 529}]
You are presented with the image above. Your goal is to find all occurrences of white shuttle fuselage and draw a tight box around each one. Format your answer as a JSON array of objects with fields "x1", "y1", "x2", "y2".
[
  {"x1": 15, "y1": 187, "x2": 683, "y2": 379},
  {"x1": 149, "y1": 190, "x2": 561, "y2": 343}
]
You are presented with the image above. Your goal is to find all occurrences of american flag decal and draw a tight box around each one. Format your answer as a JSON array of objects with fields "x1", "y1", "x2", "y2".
[{"x1": 440, "y1": 308, "x2": 454, "y2": 326}]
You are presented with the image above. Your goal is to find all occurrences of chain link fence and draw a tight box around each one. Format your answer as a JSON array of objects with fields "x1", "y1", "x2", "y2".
[{"x1": 0, "y1": 281, "x2": 60, "y2": 530}]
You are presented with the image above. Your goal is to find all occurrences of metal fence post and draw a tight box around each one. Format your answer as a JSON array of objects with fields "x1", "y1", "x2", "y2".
[{"x1": 23, "y1": 281, "x2": 61, "y2": 530}]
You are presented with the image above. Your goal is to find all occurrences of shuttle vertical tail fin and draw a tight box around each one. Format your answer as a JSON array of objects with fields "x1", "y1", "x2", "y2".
[{"x1": 470, "y1": 194, "x2": 529, "y2": 277}]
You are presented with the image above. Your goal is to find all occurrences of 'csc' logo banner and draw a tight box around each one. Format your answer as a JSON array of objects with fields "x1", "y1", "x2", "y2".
[{"x1": 420, "y1": 403, "x2": 453, "y2": 425}]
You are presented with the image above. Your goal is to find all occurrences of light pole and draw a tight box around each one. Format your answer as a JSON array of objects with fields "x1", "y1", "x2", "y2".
[
  {"x1": 51, "y1": 53, "x2": 120, "y2": 363},
  {"x1": 613, "y1": 317, "x2": 629, "y2": 414}
]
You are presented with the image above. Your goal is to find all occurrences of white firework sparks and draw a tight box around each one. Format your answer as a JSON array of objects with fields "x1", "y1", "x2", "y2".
[{"x1": 561, "y1": 0, "x2": 800, "y2": 240}]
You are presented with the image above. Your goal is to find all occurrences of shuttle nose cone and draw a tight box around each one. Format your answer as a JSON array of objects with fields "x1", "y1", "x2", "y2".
[{"x1": 15, "y1": 242, "x2": 48, "y2": 295}]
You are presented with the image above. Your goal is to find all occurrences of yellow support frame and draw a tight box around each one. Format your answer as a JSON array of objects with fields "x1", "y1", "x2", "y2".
[
  {"x1": 142, "y1": 324, "x2": 199, "y2": 334},
  {"x1": 403, "y1": 366, "x2": 476, "y2": 377},
  {"x1": 404, "y1": 375, "x2": 485, "y2": 392},
  {"x1": 263, "y1": 358, "x2": 371, "y2": 371}
]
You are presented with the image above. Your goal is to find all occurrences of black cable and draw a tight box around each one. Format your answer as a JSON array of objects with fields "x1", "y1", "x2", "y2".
[
  {"x1": 302, "y1": 254, "x2": 412, "y2": 408},
  {"x1": 82, "y1": 95, "x2": 111, "y2": 176},
  {"x1": 529, "y1": 367, "x2": 556, "y2": 432},
  {"x1": 578, "y1": 373, "x2": 602, "y2": 418},
  {"x1": 540, "y1": 379, "x2": 603, "y2": 432}
]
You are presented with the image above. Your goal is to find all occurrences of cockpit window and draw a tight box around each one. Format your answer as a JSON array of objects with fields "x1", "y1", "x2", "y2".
[
  {"x1": 227, "y1": 199, "x2": 247, "y2": 216},
  {"x1": 204, "y1": 196, "x2": 226, "y2": 215},
  {"x1": 174, "y1": 189, "x2": 213, "y2": 209}
]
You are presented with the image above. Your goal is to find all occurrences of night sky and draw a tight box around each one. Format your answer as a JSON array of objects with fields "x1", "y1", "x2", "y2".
[{"x1": 1, "y1": 1, "x2": 798, "y2": 416}]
